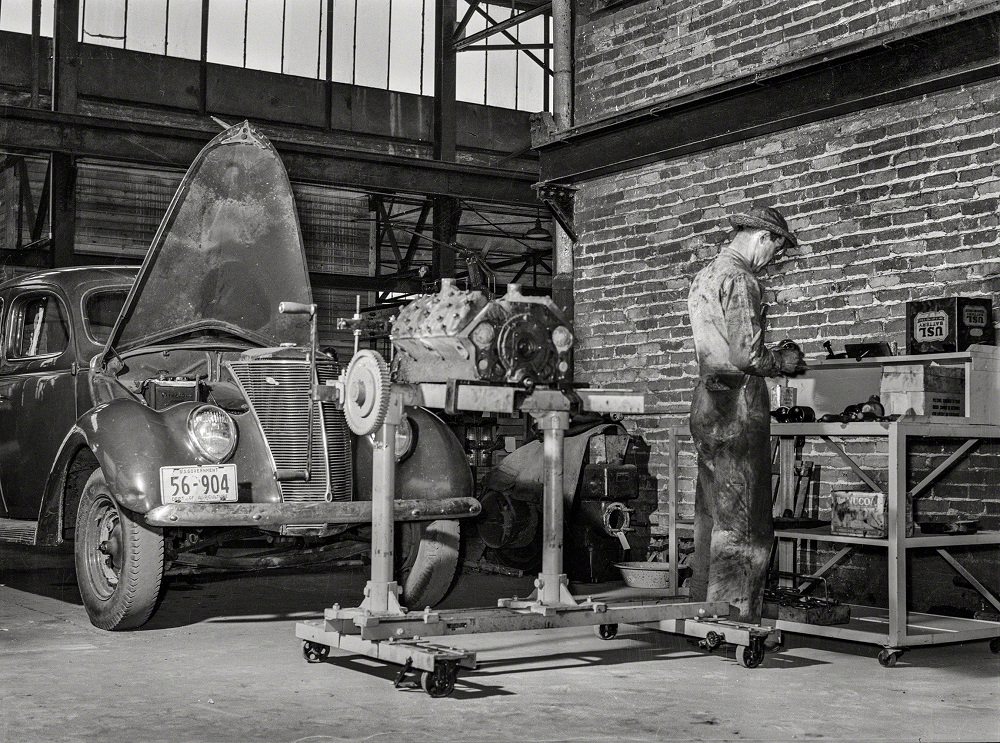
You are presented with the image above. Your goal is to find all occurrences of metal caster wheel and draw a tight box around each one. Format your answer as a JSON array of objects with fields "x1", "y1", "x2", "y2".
[
  {"x1": 699, "y1": 630, "x2": 724, "y2": 652},
  {"x1": 595, "y1": 623, "x2": 619, "y2": 640},
  {"x1": 763, "y1": 631, "x2": 783, "y2": 651},
  {"x1": 877, "y1": 649, "x2": 902, "y2": 667},
  {"x1": 989, "y1": 638, "x2": 1000, "y2": 654},
  {"x1": 419, "y1": 663, "x2": 457, "y2": 698},
  {"x1": 302, "y1": 641, "x2": 330, "y2": 664},
  {"x1": 736, "y1": 643, "x2": 763, "y2": 669}
]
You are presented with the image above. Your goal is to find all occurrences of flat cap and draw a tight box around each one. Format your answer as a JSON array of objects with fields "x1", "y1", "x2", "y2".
[{"x1": 728, "y1": 206, "x2": 797, "y2": 247}]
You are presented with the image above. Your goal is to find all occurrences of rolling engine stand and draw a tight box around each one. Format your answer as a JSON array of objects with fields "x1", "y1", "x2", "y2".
[{"x1": 296, "y1": 351, "x2": 771, "y2": 696}]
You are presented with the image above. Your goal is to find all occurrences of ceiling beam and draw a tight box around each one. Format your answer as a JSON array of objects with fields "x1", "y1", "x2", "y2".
[
  {"x1": 537, "y1": 9, "x2": 1000, "y2": 184},
  {"x1": 0, "y1": 105, "x2": 539, "y2": 205}
]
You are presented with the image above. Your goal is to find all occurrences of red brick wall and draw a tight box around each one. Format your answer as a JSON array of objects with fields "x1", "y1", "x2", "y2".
[
  {"x1": 572, "y1": 79, "x2": 1000, "y2": 610},
  {"x1": 574, "y1": 0, "x2": 985, "y2": 125}
]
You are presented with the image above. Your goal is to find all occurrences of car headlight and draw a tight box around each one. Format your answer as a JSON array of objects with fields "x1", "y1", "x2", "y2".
[
  {"x1": 188, "y1": 405, "x2": 238, "y2": 462},
  {"x1": 370, "y1": 413, "x2": 415, "y2": 462}
]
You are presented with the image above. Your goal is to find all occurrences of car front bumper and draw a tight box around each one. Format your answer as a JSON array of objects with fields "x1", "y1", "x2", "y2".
[{"x1": 144, "y1": 497, "x2": 481, "y2": 528}]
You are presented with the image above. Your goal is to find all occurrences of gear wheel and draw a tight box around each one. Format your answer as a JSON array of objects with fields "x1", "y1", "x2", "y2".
[{"x1": 343, "y1": 350, "x2": 391, "y2": 436}]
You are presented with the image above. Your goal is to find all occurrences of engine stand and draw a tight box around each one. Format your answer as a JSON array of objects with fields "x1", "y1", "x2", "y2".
[{"x1": 296, "y1": 381, "x2": 770, "y2": 696}]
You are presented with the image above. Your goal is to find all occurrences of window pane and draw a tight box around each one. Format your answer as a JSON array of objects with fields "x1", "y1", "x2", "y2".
[
  {"x1": 516, "y1": 14, "x2": 545, "y2": 111},
  {"x1": 15, "y1": 296, "x2": 69, "y2": 358},
  {"x1": 421, "y1": 0, "x2": 433, "y2": 95},
  {"x1": 82, "y1": 0, "x2": 126, "y2": 48},
  {"x1": 387, "y1": 0, "x2": 422, "y2": 94},
  {"x1": 353, "y1": 0, "x2": 389, "y2": 88},
  {"x1": 166, "y1": 0, "x2": 202, "y2": 59},
  {"x1": 245, "y1": 0, "x2": 283, "y2": 72},
  {"x1": 455, "y1": 3, "x2": 484, "y2": 104},
  {"x1": 85, "y1": 291, "x2": 128, "y2": 344},
  {"x1": 126, "y1": 0, "x2": 167, "y2": 53},
  {"x1": 0, "y1": 0, "x2": 33, "y2": 33},
  {"x1": 207, "y1": 0, "x2": 245, "y2": 66},
  {"x1": 332, "y1": 0, "x2": 356, "y2": 84},
  {"x1": 283, "y1": 0, "x2": 323, "y2": 78}
]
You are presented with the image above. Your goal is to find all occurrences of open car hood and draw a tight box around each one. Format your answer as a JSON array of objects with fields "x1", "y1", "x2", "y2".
[{"x1": 103, "y1": 121, "x2": 312, "y2": 361}]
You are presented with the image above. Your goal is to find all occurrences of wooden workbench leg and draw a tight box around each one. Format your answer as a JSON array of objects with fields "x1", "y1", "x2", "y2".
[
  {"x1": 668, "y1": 427, "x2": 679, "y2": 594},
  {"x1": 888, "y1": 426, "x2": 907, "y2": 646},
  {"x1": 777, "y1": 436, "x2": 796, "y2": 588}
]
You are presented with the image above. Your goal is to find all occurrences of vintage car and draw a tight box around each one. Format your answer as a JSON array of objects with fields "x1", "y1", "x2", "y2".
[{"x1": 0, "y1": 122, "x2": 473, "y2": 630}]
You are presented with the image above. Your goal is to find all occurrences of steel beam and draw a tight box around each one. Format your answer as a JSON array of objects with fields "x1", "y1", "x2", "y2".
[
  {"x1": 52, "y1": 0, "x2": 79, "y2": 114},
  {"x1": 49, "y1": 152, "x2": 75, "y2": 268},
  {"x1": 0, "y1": 106, "x2": 538, "y2": 205},
  {"x1": 537, "y1": 10, "x2": 1000, "y2": 184},
  {"x1": 452, "y1": 3, "x2": 551, "y2": 52}
]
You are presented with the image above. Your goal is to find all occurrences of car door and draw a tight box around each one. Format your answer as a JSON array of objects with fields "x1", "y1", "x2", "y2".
[{"x1": 0, "y1": 287, "x2": 79, "y2": 519}]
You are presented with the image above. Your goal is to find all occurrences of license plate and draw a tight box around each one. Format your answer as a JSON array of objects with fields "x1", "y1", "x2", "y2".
[{"x1": 160, "y1": 464, "x2": 238, "y2": 503}]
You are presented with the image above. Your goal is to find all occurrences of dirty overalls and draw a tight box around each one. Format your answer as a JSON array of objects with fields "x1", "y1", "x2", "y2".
[{"x1": 687, "y1": 247, "x2": 782, "y2": 623}]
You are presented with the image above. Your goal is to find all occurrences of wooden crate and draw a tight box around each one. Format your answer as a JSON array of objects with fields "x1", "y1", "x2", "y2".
[{"x1": 880, "y1": 364, "x2": 965, "y2": 417}]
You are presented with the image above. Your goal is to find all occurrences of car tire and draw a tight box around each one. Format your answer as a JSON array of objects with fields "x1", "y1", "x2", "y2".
[
  {"x1": 74, "y1": 469, "x2": 164, "y2": 630},
  {"x1": 398, "y1": 519, "x2": 460, "y2": 609}
]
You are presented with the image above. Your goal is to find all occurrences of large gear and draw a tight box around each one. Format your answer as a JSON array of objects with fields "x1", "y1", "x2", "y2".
[{"x1": 342, "y1": 350, "x2": 391, "y2": 436}]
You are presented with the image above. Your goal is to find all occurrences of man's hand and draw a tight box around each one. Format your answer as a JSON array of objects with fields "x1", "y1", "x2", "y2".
[{"x1": 774, "y1": 339, "x2": 807, "y2": 376}]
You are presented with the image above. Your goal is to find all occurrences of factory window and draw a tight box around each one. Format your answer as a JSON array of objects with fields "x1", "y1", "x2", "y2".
[{"x1": 0, "y1": 0, "x2": 548, "y2": 111}]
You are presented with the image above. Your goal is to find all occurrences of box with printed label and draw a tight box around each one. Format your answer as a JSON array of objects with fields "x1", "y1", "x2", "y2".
[
  {"x1": 879, "y1": 364, "x2": 965, "y2": 417},
  {"x1": 905, "y1": 297, "x2": 994, "y2": 355},
  {"x1": 831, "y1": 490, "x2": 913, "y2": 538}
]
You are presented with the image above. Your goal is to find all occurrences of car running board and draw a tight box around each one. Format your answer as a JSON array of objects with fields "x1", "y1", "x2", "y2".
[{"x1": 0, "y1": 518, "x2": 38, "y2": 545}]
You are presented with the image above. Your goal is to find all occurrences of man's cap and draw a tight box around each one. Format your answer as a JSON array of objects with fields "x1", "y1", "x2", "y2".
[{"x1": 728, "y1": 206, "x2": 798, "y2": 247}]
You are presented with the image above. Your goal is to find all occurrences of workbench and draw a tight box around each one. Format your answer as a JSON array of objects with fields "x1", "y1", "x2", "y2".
[
  {"x1": 772, "y1": 419, "x2": 1000, "y2": 666},
  {"x1": 664, "y1": 347, "x2": 1000, "y2": 665}
]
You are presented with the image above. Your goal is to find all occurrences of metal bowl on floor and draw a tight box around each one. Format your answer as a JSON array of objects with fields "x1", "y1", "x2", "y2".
[{"x1": 615, "y1": 561, "x2": 672, "y2": 589}]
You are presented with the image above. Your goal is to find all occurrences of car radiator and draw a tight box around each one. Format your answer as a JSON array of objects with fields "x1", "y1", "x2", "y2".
[{"x1": 227, "y1": 359, "x2": 353, "y2": 512}]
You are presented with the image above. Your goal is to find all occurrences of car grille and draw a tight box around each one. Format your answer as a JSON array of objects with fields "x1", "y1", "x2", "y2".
[{"x1": 226, "y1": 358, "x2": 352, "y2": 505}]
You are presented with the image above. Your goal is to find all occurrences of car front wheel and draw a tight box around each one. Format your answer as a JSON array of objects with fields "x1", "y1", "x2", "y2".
[
  {"x1": 74, "y1": 469, "x2": 164, "y2": 630},
  {"x1": 398, "y1": 519, "x2": 460, "y2": 609}
]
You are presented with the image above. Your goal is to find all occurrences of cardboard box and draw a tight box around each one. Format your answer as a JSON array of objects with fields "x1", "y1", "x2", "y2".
[
  {"x1": 831, "y1": 490, "x2": 913, "y2": 538},
  {"x1": 880, "y1": 364, "x2": 965, "y2": 417},
  {"x1": 906, "y1": 297, "x2": 994, "y2": 354}
]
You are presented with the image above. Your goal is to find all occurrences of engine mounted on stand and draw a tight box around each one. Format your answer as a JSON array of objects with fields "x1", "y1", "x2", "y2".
[{"x1": 295, "y1": 280, "x2": 774, "y2": 697}]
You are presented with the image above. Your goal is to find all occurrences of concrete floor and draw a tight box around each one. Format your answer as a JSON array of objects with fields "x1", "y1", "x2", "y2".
[{"x1": 1, "y1": 543, "x2": 997, "y2": 743}]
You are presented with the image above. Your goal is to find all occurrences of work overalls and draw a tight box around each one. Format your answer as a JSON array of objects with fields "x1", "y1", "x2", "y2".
[{"x1": 687, "y1": 247, "x2": 781, "y2": 623}]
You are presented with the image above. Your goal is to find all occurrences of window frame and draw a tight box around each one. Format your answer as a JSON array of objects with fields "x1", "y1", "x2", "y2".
[
  {"x1": 80, "y1": 285, "x2": 131, "y2": 346},
  {"x1": 6, "y1": 290, "x2": 73, "y2": 362}
]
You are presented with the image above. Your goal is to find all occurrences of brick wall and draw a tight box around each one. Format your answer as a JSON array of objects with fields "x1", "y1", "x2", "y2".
[
  {"x1": 574, "y1": 0, "x2": 987, "y2": 125},
  {"x1": 572, "y1": 79, "x2": 1000, "y2": 610}
]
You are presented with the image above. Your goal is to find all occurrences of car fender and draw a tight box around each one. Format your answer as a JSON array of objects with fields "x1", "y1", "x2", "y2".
[
  {"x1": 43, "y1": 399, "x2": 280, "y2": 521},
  {"x1": 354, "y1": 407, "x2": 472, "y2": 502}
]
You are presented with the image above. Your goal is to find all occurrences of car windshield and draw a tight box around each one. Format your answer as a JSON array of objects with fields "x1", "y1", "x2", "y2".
[{"x1": 85, "y1": 290, "x2": 128, "y2": 344}]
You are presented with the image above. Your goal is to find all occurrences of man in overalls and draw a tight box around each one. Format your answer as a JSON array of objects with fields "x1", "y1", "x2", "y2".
[{"x1": 687, "y1": 206, "x2": 804, "y2": 623}]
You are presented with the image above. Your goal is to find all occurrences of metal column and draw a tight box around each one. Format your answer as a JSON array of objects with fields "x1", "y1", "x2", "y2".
[
  {"x1": 361, "y1": 395, "x2": 405, "y2": 616},
  {"x1": 537, "y1": 410, "x2": 573, "y2": 606}
]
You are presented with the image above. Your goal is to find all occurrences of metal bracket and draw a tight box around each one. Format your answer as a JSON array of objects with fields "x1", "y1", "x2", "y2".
[{"x1": 535, "y1": 183, "x2": 577, "y2": 242}]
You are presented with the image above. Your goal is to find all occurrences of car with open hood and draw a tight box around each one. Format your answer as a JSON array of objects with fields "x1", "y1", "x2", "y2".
[{"x1": 0, "y1": 122, "x2": 474, "y2": 630}]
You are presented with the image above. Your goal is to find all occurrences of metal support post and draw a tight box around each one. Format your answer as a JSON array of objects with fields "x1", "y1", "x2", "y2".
[
  {"x1": 887, "y1": 426, "x2": 907, "y2": 645},
  {"x1": 539, "y1": 410, "x2": 569, "y2": 604},
  {"x1": 360, "y1": 392, "x2": 405, "y2": 616},
  {"x1": 497, "y1": 409, "x2": 578, "y2": 612}
]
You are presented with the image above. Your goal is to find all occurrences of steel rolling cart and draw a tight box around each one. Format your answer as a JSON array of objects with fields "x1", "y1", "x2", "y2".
[{"x1": 771, "y1": 347, "x2": 1000, "y2": 666}]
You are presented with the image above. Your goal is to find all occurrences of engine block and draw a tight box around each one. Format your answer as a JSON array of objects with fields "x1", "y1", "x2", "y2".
[{"x1": 391, "y1": 279, "x2": 573, "y2": 386}]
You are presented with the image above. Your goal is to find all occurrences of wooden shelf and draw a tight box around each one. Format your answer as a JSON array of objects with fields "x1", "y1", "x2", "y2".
[
  {"x1": 801, "y1": 350, "x2": 984, "y2": 370},
  {"x1": 768, "y1": 604, "x2": 1000, "y2": 647}
]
